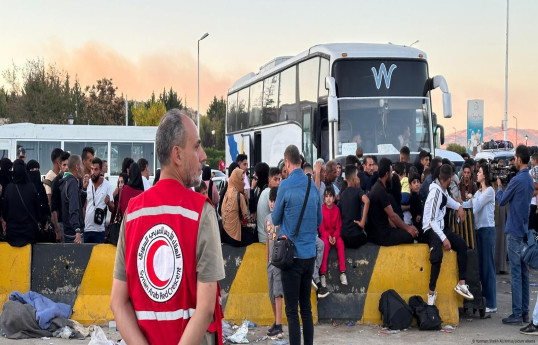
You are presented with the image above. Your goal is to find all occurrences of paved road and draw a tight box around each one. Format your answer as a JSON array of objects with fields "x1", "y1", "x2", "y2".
[{"x1": 2, "y1": 271, "x2": 538, "y2": 344}]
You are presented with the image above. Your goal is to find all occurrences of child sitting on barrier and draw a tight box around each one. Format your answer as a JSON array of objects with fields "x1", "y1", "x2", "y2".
[
  {"x1": 422, "y1": 164, "x2": 474, "y2": 305},
  {"x1": 408, "y1": 174, "x2": 423, "y2": 239},
  {"x1": 319, "y1": 186, "x2": 347, "y2": 287},
  {"x1": 265, "y1": 187, "x2": 284, "y2": 339}
]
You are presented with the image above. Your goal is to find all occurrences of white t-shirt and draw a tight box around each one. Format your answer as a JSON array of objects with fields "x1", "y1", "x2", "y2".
[
  {"x1": 143, "y1": 176, "x2": 151, "y2": 191},
  {"x1": 531, "y1": 169, "x2": 537, "y2": 206},
  {"x1": 85, "y1": 179, "x2": 114, "y2": 232}
]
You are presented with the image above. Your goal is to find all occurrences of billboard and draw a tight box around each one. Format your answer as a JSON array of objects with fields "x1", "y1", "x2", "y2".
[{"x1": 467, "y1": 100, "x2": 484, "y2": 156}]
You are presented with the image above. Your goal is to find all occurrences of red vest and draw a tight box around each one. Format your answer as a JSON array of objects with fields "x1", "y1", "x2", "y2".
[{"x1": 124, "y1": 179, "x2": 223, "y2": 345}]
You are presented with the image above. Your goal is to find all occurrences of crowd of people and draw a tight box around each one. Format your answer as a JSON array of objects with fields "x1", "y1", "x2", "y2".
[{"x1": 2, "y1": 110, "x2": 538, "y2": 344}]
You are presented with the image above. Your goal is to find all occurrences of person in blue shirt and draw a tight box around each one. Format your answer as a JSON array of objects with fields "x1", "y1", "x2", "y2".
[
  {"x1": 272, "y1": 145, "x2": 322, "y2": 345},
  {"x1": 496, "y1": 145, "x2": 535, "y2": 326}
]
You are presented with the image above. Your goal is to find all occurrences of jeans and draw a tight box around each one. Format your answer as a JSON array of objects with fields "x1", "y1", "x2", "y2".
[
  {"x1": 507, "y1": 234, "x2": 529, "y2": 316},
  {"x1": 320, "y1": 235, "x2": 346, "y2": 274},
  {"x1": 477, "y1": 227, "x2": 497, "y2": 309},
  {"x1": 312, "y1": 237, "x2": 324, "y2": 284},
  {"x1": 281, "y1": 257, "x2": 315, "y2": 345},
  {"x1": 84, "y1": 231, "x2": 105, "y2": 244},
  {"x1": 533, "y1": 292, "x2": 538, "y2": 325}
]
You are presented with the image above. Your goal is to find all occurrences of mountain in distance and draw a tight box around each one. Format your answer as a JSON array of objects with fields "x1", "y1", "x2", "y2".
[{"x1": 441, "y1": 126, "x2": 537, "y2": 149}]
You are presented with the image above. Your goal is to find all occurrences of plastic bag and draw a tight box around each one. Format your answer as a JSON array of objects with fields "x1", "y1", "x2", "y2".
[
  {"x1": 227, "y1": 319, "x2": 249, "y2": 343},
  {"x1": 88, "y1": 326, "x2": 115, "y2": 345}
]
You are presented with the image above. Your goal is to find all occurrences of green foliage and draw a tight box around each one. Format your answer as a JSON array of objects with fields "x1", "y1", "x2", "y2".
[
  {"x1": 204, "y1": 147, "x2": 225, "y2": 170},
  {"x1": 159, "y1": 87, "x2": 182, "y2": 111},
  {"x1": 202, "y1": 96, "x2": 226, "y2": 150},
  {"x1": 83, "y1": 78, "x2": 125, "y2": 125},
  {"x1": 446, "y1": 143, "x2": 467, "y2": 155},
  {"x1": 131, "y1": 99, "x2": 166, "y2": 126},
  {"x1": 0, "y1": 87, "x2": 7, "y2": 118}
]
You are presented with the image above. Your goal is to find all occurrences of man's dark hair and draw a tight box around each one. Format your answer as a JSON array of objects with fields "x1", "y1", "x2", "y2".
[
  {"x1": 378, "y1": 158, "x2": 392, "y2": 179},
  {"x1": 531, "y1": 153, "x2": 538, "y2": 163},
  {"x1": 269, "y1": 187, "x2": 278, "y2": 202},
  {"x1": 345, "y1": 155, "x2": 359, "y2": 166},
  {"x1": 284, "y1": 145, "x2": 301, "y2": 165},
  {"x1": 138, "y1": 158, "x2": 149, "y2": 172},
  {"x1": 91, "y1": 157, "x2": 103, "y2": 170},
  {"x1": 122, "y1": 157, "x2": 134, "y2": 174},
  {"x1": 409, "y1": 173, "x2": 421, "y2": 185},
  {"x1": 50, "y1": 148, "x2": 63, "y2": 163},
  {"x1": 515, "y1": 144, "x2": 531, "y2": 164},
  {"x1": 408, "y1": 165, "x2": 418, "y2": 176},
  {"x1": 441, "y1": 158, "x2": 451, "y2": 165},
  {"x1": 400, "y1": 146, "x2": 410, "y2": 155},
  {"x1": 345, "y1": 164, "x2": 357, "y2": 181},
  {"x1": 393, "y1": 162, "x2": 406, "y2": 176},
  {"x1": 461, "y1": 152, "x2": 470, "y2": 160},
  {"x1": 478, "y1": 158, "x2": 488, "y2": 165},
  {"x1": 462, "y1": 163, "x2": 472, "y2": 172},
  {"x1": 82, "y1": 146, "x2": 95, "y2": 162},
  {"x1": 236, "y1": 154, "x2": 248, "y2": 164},
  {"x1": 363, "y1": 155, "x2": 375, "y2": 166},
  {"x1": 302, "y1": 163, "x2": 312, "y2": 172},
  {"x1": 228, "y1": 162, "x2": 238, "y2": 177},
  {"x1": 269, "y1": 167, "x2": 281, "y2": 177},
  {"x1": 430, "y1": 157, "x2": 442, "y2": 171},
  {"x1": 60, "y1": 151, "x2": 71, "y2": 162},
  {"x1": 324, "y1": 185, "x2": 335, "y2": 198},
  {"x1": 439, "y1": 164, "x2": 453, "y2": 182}
]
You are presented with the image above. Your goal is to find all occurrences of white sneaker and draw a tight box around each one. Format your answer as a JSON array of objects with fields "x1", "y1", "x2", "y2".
[
  {"x1": 485, "y1": 307, "x2": 497, "y2": 313},
  {"x1": 311, "y1": 280, "x2": 318, "y2": 291},
  {"x1": 340, "y1": 273, "x2": 348, "y2": 285},
  {"x1": 454, "y1": 283, "x2": 474, "y2": 300},
  {"x1": 320, "y1": 275, "x2": 327, "y2": 288},
  {"x1": 428, "y1": 291, "x2": 437, "y2": 306}
]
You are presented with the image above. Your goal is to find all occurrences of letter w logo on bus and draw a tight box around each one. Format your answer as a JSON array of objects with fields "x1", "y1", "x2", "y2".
[{"x1": 371, "y1": 63, "x2": 397, "y2": 89}]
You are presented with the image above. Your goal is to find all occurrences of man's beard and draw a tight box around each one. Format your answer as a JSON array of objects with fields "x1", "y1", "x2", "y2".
[{"x1": 91, "y1": 175, "x2": 100, "y2": 183}]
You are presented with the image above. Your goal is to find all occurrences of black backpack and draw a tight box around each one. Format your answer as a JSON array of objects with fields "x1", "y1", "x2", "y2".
[
  {"x1": 378, "y1": 289, "x2": 413, "y2": 330},
  {"x1": 408, "y1": 295, "x2": 442, "y2": 330}
]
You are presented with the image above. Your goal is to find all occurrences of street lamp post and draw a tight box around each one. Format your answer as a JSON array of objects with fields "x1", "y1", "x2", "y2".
[
  {"x1": 512, "y1": 115, "x2": 518, "y2": 146},
  {"x1": 452, "y1": 127, "x2": 457, "y2": 143},
  {"x1": 211, "y1": 129, "x2": 215, "y2": 148},
  {"x1": 197, "y1": 32, "x2": 209, "y2": 135},
  {"x1": 68, "y1": 114, "x2": 74, "y2": 125},
  {"x1": 525, "y1": 134, "x2": 528, "y2": 146}
]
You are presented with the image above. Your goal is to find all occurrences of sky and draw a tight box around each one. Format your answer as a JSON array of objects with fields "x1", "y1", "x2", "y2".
[{"x1": 1, "y1": 0, "x2": 537, "y2": 131}]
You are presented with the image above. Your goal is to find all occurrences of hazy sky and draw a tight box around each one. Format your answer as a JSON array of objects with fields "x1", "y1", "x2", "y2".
[{"x1": 1, "y1": 0, "x2": 536, "y2": 131}]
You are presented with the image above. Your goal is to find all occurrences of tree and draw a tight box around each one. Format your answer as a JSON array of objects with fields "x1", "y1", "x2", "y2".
[
  {"x1": 446, "y1": 143, "x2": 467, "y2": 156},
  {"x1": 83, "y1": 78, "x2": 125, "y2": 125},
  {"x1": 159, "y1": 87, "x2": 182, "y2": 111},
  {"x1": 0, "y1": 88, "x2": 7, "y2": 119},
  {"x1": 131, "y1": 99, "x2": 166, "y2": 126},
  {"x1": 205, "y1": 96, "x2": 226, "y2": 150}
]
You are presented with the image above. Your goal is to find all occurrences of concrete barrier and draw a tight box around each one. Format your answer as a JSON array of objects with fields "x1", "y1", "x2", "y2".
[{"x1": 0, "y1": 243, "x2": 31, "y2": 307}]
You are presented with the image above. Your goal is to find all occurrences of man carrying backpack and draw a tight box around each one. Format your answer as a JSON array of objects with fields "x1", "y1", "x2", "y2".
[{"x1": 422, "y1": 164, "x2": 474, "y2": 305}]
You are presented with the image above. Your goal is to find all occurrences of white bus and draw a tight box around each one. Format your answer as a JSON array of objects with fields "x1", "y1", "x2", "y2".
[
  {"x1": 225, "y1": 43, "x2": 451, "y2": 168},
  {"x1": 0, "y1": 123, "x2": 158, "y2": 184}
]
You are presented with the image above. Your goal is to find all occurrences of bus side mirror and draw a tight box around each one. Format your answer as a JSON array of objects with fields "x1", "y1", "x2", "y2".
[
  {"x1": 325, "y1": 77, "x2": 338, "y2": 123},
  {"x1": 432, "y1": 75, "x2": 452, "y2": 118}
]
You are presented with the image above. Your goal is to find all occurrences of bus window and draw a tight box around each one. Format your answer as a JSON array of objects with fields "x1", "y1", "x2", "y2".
[
  {"x1": 298, "y1": 57, "x2": 320, "y2": 123},
  {"x1": 278, "y1": 66, "x2": 296, "y2": 122},
  {"x1": 237, "y1": 88, "x2": 249, "y2": 130},
  {"x1": 249, "y1": 81, "x2": 263, "y2": 128},
  {"x1": 64, "y1": 142, "x2": 108, "y2": 162},
  {"x1": 227, "y1": 93, "x2": 238, "y2": 132},
  {"x1": 17, "y1": 141, "x2": 61, "y2": 173},
  {"x1": 111, "y1": 142, "x2": 155, "y2": 175},
  {"x1": 262, "y1": 74, "x2": 279, "y2": 125},
  {"x1": 318, "y1": 58, "x2": 330, "y2": 99}
]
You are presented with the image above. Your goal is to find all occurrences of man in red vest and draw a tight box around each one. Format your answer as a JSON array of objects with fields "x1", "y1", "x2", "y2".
[{"x1": 111, "y1": 109, "x2": 225, "y2": 345}]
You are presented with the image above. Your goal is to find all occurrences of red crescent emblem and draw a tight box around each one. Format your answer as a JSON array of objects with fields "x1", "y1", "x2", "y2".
[{"x1": 146, "y1": 240, "x2": 169, "y2": 287}]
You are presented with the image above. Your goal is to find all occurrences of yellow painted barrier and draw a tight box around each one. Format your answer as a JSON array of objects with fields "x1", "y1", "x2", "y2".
[
  {"x1": 224, "y1": 243, "x2": 318, "y2": 325},
  {"x1": 0, "y1": 243, "x2": 31, "y2": 308},
  {"x1": 72, "y1": 244, "x2": 117, "y2": 324},
  {"x1": 362, "y1": 244, "x2": 460, "y2": 325}
]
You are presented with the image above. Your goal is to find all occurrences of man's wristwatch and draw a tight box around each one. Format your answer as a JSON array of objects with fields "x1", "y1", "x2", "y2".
[{"x1": 75, "y1": 228, "x2": 82, "y2": 234}]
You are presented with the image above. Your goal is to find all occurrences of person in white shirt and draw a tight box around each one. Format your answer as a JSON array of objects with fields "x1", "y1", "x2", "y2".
[
  {"x1": 43, "y1": 148, "x2": 64, "y2": 207},
  {"x1": 84, "y1": 158, "x2": 114, "y2": 243},
  {"x1": 138, "y1": 158, "x2": 151, "y2": 191}
]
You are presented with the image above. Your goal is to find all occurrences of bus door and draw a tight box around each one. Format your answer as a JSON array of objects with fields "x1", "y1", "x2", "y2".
[
  {"x1": 253, "y1": 131, "x2": 262, "y2": 166},
  {"x1": 302, "y1": 106, "x2": 315, "y2": 165}
]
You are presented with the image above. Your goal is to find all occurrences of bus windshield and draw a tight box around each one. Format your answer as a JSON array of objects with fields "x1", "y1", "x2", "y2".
[{"x1": 334, "y1": 97, "x2": 431, "y2": 157}]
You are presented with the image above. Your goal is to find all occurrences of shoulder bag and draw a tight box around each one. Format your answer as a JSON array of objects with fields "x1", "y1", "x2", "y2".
[{"x1": 271, "y1": 175, "x2": 311, "y2": 270}]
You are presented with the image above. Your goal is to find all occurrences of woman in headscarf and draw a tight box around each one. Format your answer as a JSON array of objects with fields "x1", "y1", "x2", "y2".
[
  {"x1": 249, "y1": 162, "x2": 269, "y2": 215},
  {"x1": 26, "y1": 160, "x2": 51, "y2": 232},
  {"x1": 0, "y1": 158, "x2": 13, "y2": 197},
  {"x1": 1, "y1": 159, "x2": 40, "y2": 247},
  {"x1": 119, "y1": 162, "x2": 144, "y2": 218},
  {"x1": 220, "y1": 167, "x2": 256, "y2": 247},
  {"x1": 202, "y1": 165, "x2": 219, "y2": 207}
]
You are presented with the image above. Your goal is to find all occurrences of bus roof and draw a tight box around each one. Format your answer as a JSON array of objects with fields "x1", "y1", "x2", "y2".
[
  {"x1": 229, "y1": 43, "x2": 427, "y2": 94},
  {"x1": 0, "y1": 123, "x2": 157, "y2": 141}
]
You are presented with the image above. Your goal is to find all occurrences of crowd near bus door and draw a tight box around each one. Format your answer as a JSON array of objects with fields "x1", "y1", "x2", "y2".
[
  {"x1": 302, "y1": 107, "x2": 313, "y2": 165},
  {"x1": 254, "y1": 131, "x2": 262, "y2": 166}
]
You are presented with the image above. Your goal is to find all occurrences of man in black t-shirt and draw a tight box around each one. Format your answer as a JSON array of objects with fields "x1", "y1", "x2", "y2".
[
  {"x1": 50, "y1": 151, "x2": 70, "y2": 242},
  {"x1": 366, "y1": 158, "x2": 418, "y2": 246},
  {"x1": 339, "y1": 165, "x2": 369, "y2": 248}
]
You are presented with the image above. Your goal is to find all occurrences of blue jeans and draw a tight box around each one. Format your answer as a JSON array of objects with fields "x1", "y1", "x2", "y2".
[
  {"x1": 507, "y1": 234, "x2": 529, "y2": 316},
  {"x1": 312, "y1": 237, "x2": 324, "y2": 284},
  {"x1": 84, "y1": 231, "x2": 105, "y2": 243},
  {"x1": 477, "y1": 227, "x2": 497, "y2": 309},
  {"x1": 281, "y1": 257, "x2": 315, "y2": 345}
]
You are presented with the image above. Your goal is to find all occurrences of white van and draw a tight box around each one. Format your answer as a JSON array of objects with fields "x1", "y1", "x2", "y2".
[{"x1": 435, "y1": 148, "x2": 465, "y2": 173}]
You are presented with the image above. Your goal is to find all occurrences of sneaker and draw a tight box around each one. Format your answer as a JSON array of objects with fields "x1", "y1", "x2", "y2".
[
  {"x1": 503, "y1": 314, "x2": 523, "y2": 325},
  {"x1": 520, "y1": 322, "x2": 538, "y2": 335},
  {"x1": 311, "y1": 280, "x2": 318, "y2": 291},
  {"x1": 320, "y1": 274, "x2": 327, "y2": 288},
  {"x1": 340, "y1": 273, "x2": 348, "y2": 285},
  {"x1": 267, "y1": 322, "x2": 276, "y2": 334},
  {"x1": 267, "y1": 324, "x2": 283, "y2": 338},
  {"x1": 485, "y1": 307, "x2": 497, "y2": 313},
  {"x1": 427, "y1": 291, "x2": 437, "y2": 306},
  {"x1": 317, "y1": 286, "x2": 330, "y2": 299},
  {"x1": 524, "y1": 312, "x2": 530, "y2": 323},
  {"x1": 454, "y1": 283, "x2": 474, "y2": 300}
]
